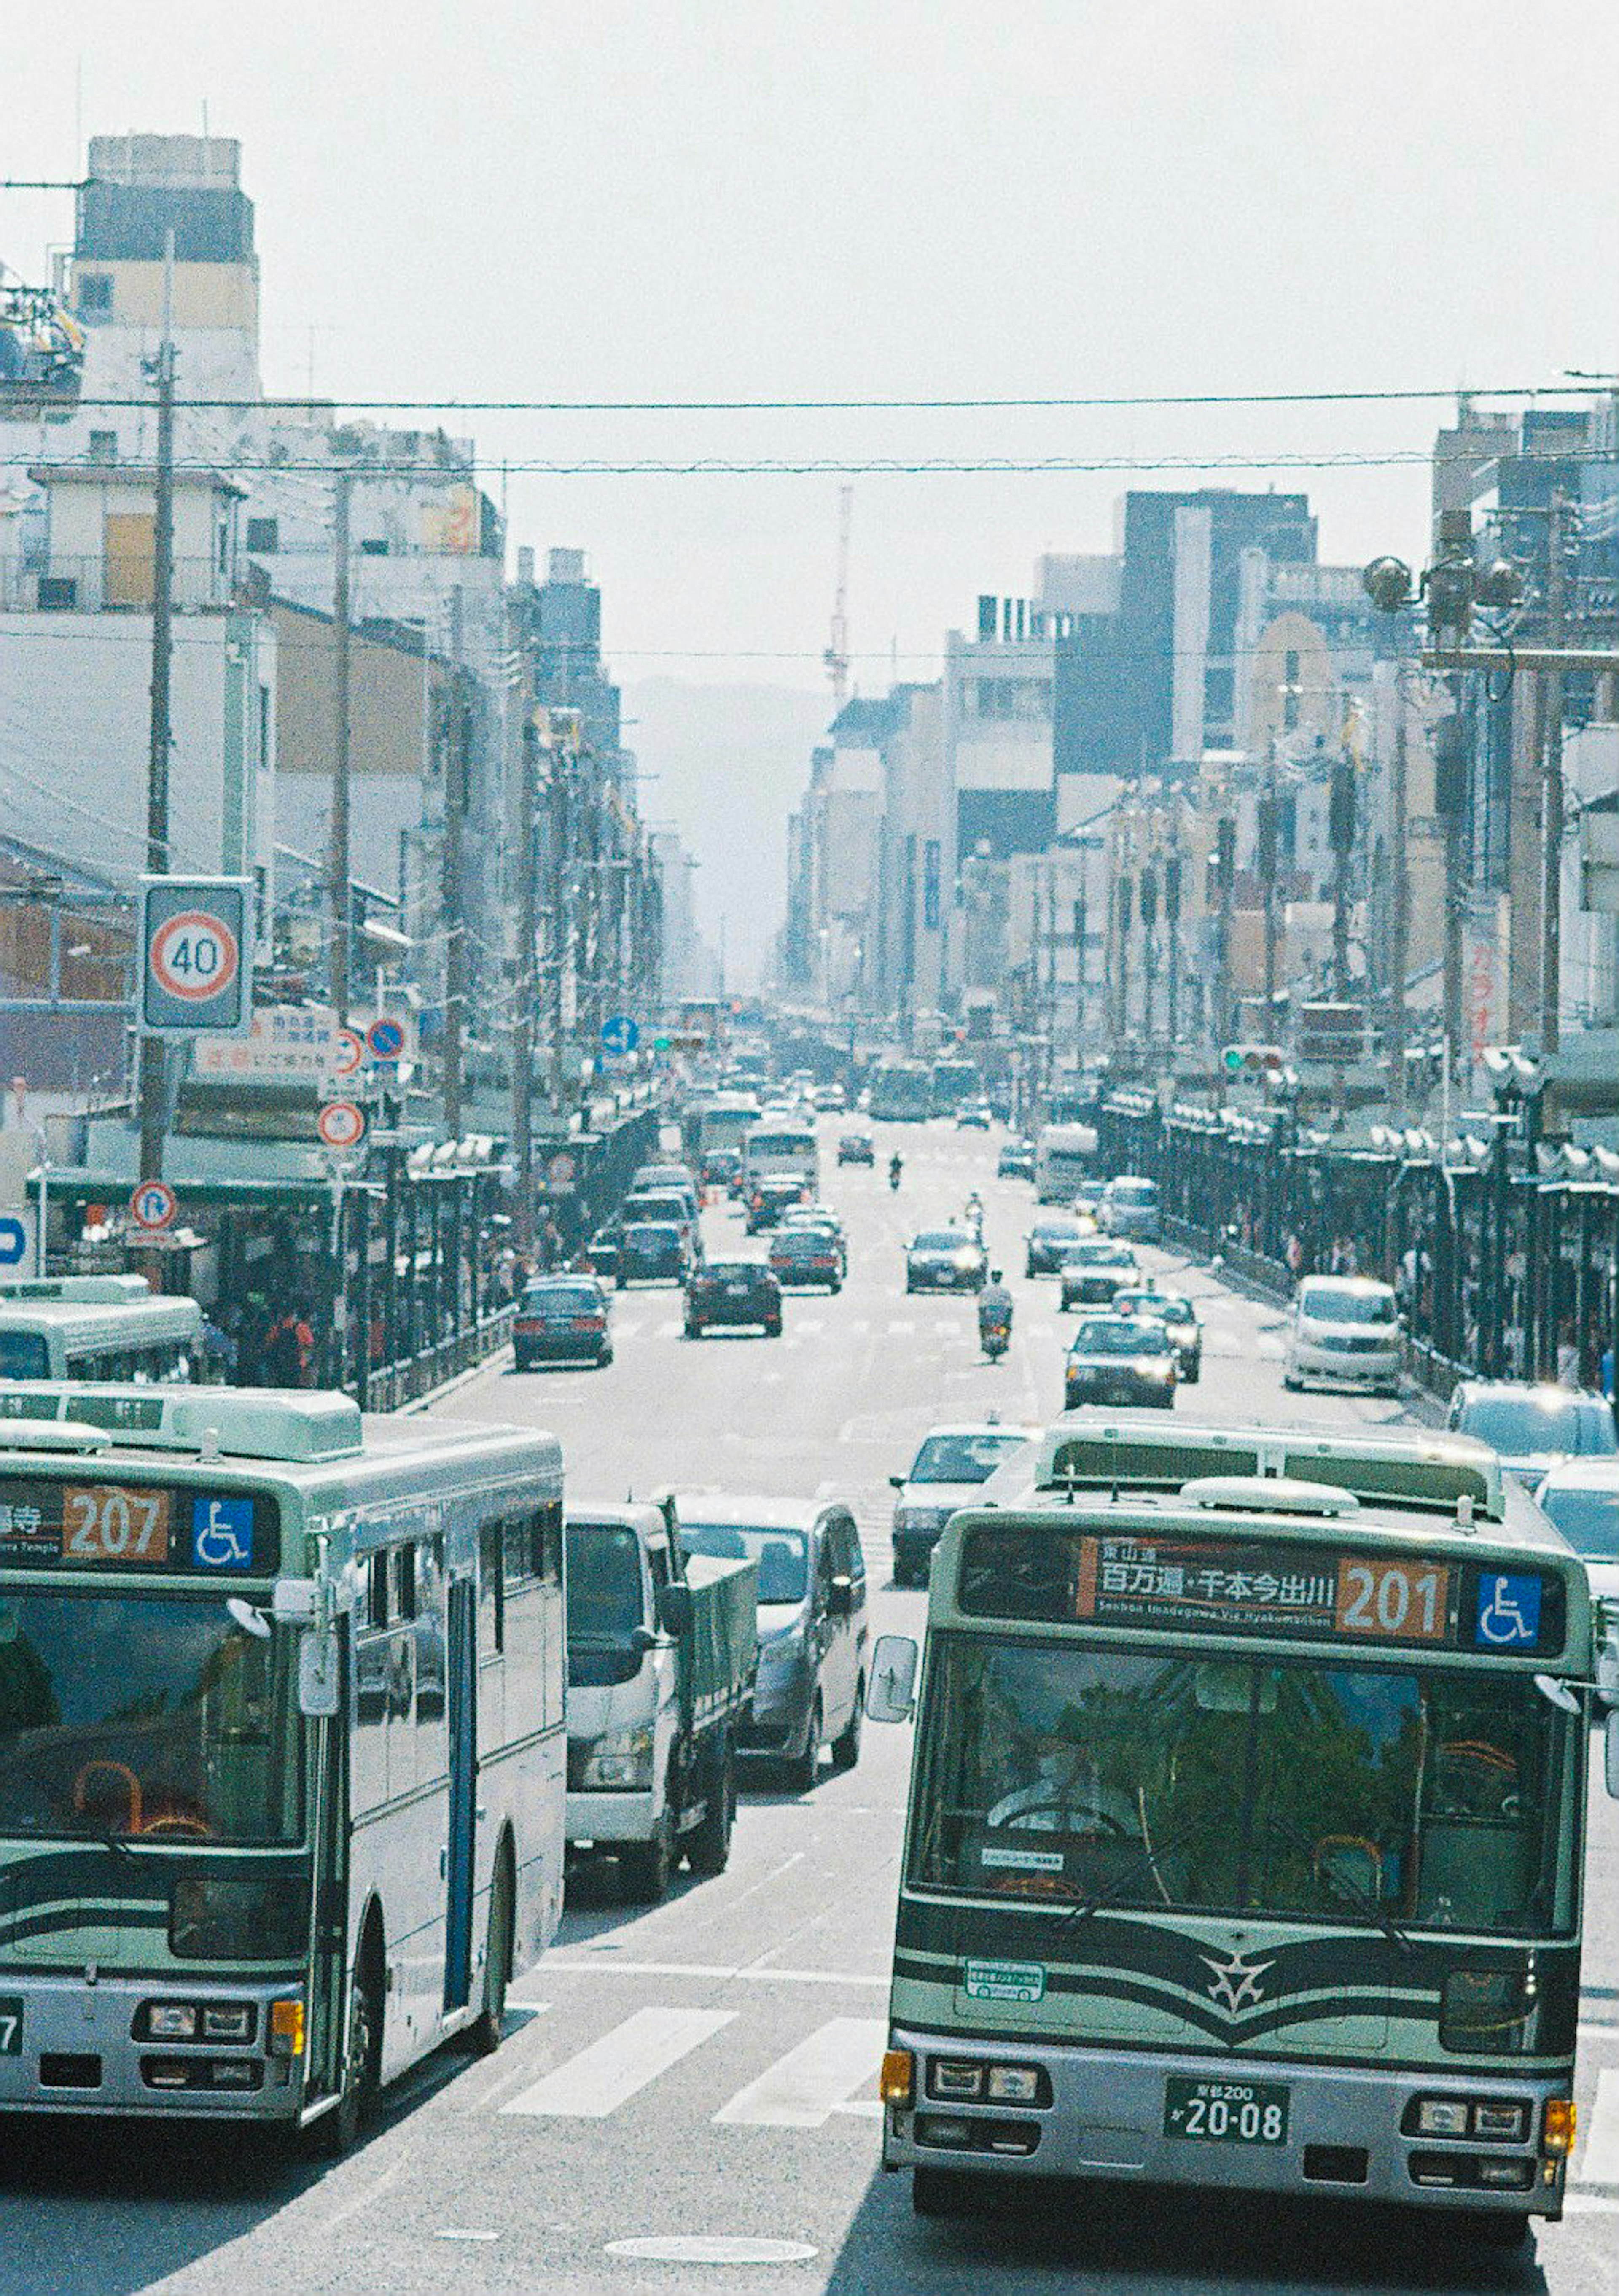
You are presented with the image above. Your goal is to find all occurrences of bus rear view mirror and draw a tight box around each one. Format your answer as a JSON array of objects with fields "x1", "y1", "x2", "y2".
[
  {"x1": 867, "y1": 1634, "x2": 918, "y2": 1723},
  {"x1": 1606, "y1": 1709, "x2": 1619, "y2": 1803},
  {"x1": 298, "y1": 1628, "x2": 341, "y2": 1719}
]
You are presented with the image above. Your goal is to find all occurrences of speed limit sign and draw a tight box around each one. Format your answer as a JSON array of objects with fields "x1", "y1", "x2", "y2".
[{"x1": 140, "y1": 877, "x2": 251, "y2": 1036}]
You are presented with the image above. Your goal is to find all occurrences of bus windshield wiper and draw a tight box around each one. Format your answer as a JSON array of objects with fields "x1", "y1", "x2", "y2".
[
  {"x1": 1054, "y1": 1806, "x2": 1231, "y2": 1931},
  {"x1": 1258, "y1": 1810, "x2": 1415, "y2": 1957}
]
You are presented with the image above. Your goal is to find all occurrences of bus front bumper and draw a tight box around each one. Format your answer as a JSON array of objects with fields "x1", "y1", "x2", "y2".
[
  {"x1": 882, "y1": 2027, "x2": 1568, "y2": 2218},
  {"x1": 0, "y1": 1972, "x2": 308, "y2": 2118}
]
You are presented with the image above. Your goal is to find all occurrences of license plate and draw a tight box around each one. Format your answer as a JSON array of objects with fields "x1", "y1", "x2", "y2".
[
  {"x1": 724, "y1": 1285, "x2": 748, "y2": 1297},
  {"x1": 0, "y1": 1998, "x2": 22, "y2": 2055},
  {"x1": 1164, "y1": 2076, "x2": 1288, "y2": 2146}
]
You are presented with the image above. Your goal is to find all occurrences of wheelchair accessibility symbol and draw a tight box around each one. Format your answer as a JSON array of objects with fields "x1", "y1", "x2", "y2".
[
  {"x1": 192, "y1": 1497, "x2": 254, "y2": 1572},
  {"x1": 1474, "y1": 1571, "x2": 1542, "y2": 1648}
]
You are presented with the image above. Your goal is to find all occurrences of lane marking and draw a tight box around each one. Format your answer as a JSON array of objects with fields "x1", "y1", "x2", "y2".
[
  {"x1": 714, "y1": 2016, "x2": 886, "y2": 2128},
  {"x1": 501, "y1": 2005, "x2": 735, "y2": 2118},
  {"x1": 316, "y1": 2154, "x2": 406, "y2": 2231},
  {"x1": 655, "y1": 1318, "x2": 682, "y2": 1340},
  {"x1": 529, "y1": 1957, "x2": 889, "y2": 1990},
  {"x1": 1578, "y1": 2066, "x2": 1619, "y2": 2186},
  {"x1": 887, "y1": 1319, "x2": 916, "y2": 1336}
]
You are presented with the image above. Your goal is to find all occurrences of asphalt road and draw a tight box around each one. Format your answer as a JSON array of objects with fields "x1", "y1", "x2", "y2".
[{"x1": 1, "y1": 1114, "x2": 1615, "y2": 2295}]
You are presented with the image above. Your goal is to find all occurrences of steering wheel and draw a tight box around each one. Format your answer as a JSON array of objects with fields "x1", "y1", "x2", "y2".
[
  {"x1": 994, "y1": 1800, "x2": 1132, "y2": 1837},
  {"x1": 72, "y1": 1759, "x2": 141, "y2": 1833},
  {"x1": 139, "y1": 1811, "x2": 215, "y2": 1840}
]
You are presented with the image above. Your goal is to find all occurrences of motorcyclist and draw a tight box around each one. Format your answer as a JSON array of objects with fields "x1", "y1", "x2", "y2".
[
  {"x1": 888, "y1": 1153, "x2": 904, "y2": 1190},
  {"x1": 964, "y1": 1190, "x2": 985, "y2": 1242},
  {"x1": 978, "y1": 1267, "x2": 1013, "y2": 1343}
]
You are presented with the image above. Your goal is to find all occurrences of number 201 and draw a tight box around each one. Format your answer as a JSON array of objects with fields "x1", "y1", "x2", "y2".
[{"x1": 1341, "y1": 1563, "x2": 1441, "y2": 1638}]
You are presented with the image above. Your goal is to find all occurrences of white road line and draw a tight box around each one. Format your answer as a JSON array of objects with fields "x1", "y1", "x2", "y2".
[
  {"x1": 500, "y1": 2006, "x2": 735, "y2": 2119},
  {"x1": 656, "y1": 1318, "x2": 682, "y2": 1340},
  {"x1": 530, "y1": 1957, "x2": 889, "y2": 1990},
  {"x1": 887, "y1": 1319, "x2": 916, "y2": 1337},
  {"x1": 1578, "y1": 2067, "x2": 1619, "y2": 2186},
  {"x1": 796, "y1": 1317, "x2": 825, "y2": 1336},
  {"x1": 714, "y1": 2017, "x2": 887, "y2": 2128}
]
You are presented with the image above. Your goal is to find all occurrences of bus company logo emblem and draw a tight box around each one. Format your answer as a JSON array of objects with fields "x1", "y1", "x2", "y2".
[
  {"x1": 192, "y1": 1497, "x2": 253, "y2": 1571},
  {"x1": 1199, "y1": 1948, "x2": 1274, "y2": 2016}
]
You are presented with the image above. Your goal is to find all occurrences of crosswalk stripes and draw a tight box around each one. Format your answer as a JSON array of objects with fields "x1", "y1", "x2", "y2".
[
  {"x1": 501, "y1": 2005, "x2": 734, "y2": 2119},
  {"x1": 1579, "y1": 2067, "x2": 1619, "y2": 2185},
  {"x1": 712, "y1": 2017, "x2": 885, "y2": 2128}
]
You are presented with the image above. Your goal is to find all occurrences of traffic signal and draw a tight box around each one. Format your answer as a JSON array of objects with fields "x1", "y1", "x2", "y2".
[
  {"x1": 1214, "y1": 816, "x2": 1236, "y2": 896},
  {"x1": 1221, "y1": 1044, "x2": 1286, "y2": 1077}
]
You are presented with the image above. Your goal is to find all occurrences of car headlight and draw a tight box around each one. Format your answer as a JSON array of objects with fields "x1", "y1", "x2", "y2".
[
  {"x1": 895, "y1": 1506, "x2": 944, "y2": 1534},
  {"x1": 579, "y1": 1725, "x2": 654, "y2": 1790},
  {"x1": 1140, "y1": 1359, "x2": 1174, "y2": 1379}
]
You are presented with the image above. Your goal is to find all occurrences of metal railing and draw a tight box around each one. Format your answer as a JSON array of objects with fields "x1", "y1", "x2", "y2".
[{"x1": 0, "y1": 555, "x2": 240, "y2": 614}]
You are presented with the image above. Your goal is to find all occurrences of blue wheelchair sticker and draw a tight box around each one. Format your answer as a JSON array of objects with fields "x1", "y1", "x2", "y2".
[
  {"x1": 192, "y1": 1496, "x2": 254, "y2": 1572},
  {"x1": 1473, "y1": 1571, "x2": 1542, "y2": 1649}
]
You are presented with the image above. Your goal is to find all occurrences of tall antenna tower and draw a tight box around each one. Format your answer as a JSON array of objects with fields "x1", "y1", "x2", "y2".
[{"x1": 823, "y1": 485, "x2": 853, "y2": 708}]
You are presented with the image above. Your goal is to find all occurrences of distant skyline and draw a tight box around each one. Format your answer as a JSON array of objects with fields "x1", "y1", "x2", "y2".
[{"x1": 7, "y1": 0, "x2": 1615, "y2": 957}]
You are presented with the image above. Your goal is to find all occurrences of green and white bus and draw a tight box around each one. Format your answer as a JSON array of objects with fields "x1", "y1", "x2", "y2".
[
  {"x1": 869, "y1": 1416, "x2": 1619, "y2": 2239},
  {"x1": 0, "y1": 1383, "x2": 565, "y2": 2149},
  {"x1": 0, "y1": 1279, "x2": 203, "y2": 1385}
]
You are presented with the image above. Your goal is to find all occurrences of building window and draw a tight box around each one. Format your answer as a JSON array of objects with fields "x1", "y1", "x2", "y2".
[
  {"x1": 1282, "y1": 649, "x2": 1302, "y2": 731},
  {"x1": 77, "y1": 274, "x2": 112, "y2": 314},
  {"x1": 360, "y1": 538, "x2": 389, "y2": 557},
  {"x1": 87, "y1": 431, "x2": 118, "y2": 465},
  {"x1": 245, "y1": 516, "x2": 279, "y2": 554}
]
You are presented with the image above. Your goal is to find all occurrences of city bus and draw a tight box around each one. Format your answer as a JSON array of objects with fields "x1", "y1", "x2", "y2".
[
  {"x1": 741, "y1": 1114, "x2": 818, "y2": 1197},
  {"x1": 869, "y1": 1060, "x2": 934, "y2": 1122},
  {"x1": 0, "y1": 1384, "x2": 565, "y2": 2151},
  {"x1": 684, "y1": 1090, "x2": 762, "y2": 1178},
  {"x1": 869, "y1": 1415, "x2": 1615, "y2": 2240},
  {"x1": 1034, "y1": 1121, "x2": 1100, "y2": 1203},
  {"x1": 0, "y1": 1278, "x2": 203, "y2": 1384},
  {"x1": 931, "y1": 1057, "x2": 981, "y2": 1116}
]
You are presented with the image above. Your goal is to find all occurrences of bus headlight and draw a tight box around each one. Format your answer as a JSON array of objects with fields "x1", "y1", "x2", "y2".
[{"x1": 580, "y1": 1725, "x2": 654, "y2": 1790}]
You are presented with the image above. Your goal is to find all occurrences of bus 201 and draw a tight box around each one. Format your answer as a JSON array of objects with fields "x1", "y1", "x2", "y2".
[
  {"x1": 868, "y1": 1416, "x2": 1618, "y2": 2245},
  {"x1": 0, "y1": 1384, "x2": 565, "y2": 2150}
]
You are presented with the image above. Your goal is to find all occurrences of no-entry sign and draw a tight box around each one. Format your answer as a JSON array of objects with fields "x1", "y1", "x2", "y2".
[
  {"x1": 140, "y1": 878, "x2": 251, "y2": 1036},
  {"x1": 317, "y1": 1100, "x2": 367, "y2": 1152}
]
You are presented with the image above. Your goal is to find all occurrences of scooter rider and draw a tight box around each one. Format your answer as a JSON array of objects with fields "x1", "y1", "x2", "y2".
[
  {"x1": 889, "y1": 1153, "x2": 904, "y2": 1190},
  {"x1": 978, "y1": 1266, "x2": 1013, "y2": 1342}
]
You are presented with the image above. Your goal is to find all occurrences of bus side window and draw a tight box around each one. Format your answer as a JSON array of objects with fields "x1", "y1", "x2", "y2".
[
  {"x1": 393, "y1": 1545, "x2": 417, "y2": 1622},
  {"x1": 368, "y1": 1553, "x2": 389, "y2": 1631},
  {"x1": 479, "y1": 1523, "x2": 505, "y2": 1655}
]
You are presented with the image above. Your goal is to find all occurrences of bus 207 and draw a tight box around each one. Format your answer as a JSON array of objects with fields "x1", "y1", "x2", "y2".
[
  {"x1": 867, "y1": 1415, "x2": 1619, "y2": 2248},
  {"x1": 0, "y1": 1383, "x2": 565, "y2": 2151}
]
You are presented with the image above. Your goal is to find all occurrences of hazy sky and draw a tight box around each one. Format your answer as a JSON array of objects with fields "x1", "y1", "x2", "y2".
[{"x1": 6, "y1": 1, "x2": 1617, "y2": 958}]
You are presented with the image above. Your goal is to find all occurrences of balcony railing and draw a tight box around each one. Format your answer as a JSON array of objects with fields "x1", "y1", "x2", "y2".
[{"x1": 0, "y1": 556, "x2": 242, "y2": 614}]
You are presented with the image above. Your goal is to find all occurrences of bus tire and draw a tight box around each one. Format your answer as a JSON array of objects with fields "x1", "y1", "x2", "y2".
[
  {"x1": 465, "y1": 1840, "x2": 514, "y2": 2056},
  {"x1": 686, "y1": 1735, "x2": 735, "y2": 1876},
  {"x1": 309, "y1": 1922, "x2": 383, "y2": 2158},
  {"x1": 912, "y1": 2166, "x2": 976, "y2": 2218}
]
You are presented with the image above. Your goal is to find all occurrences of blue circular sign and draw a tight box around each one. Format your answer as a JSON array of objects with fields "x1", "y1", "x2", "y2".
[
  {"x1": 600, "y1": 1014, "x2": 640, "y2": 1056},
  {"x1": 367, "y1": 1017, "x2": 406, "y2": 1062},
  {"x1": 0, "y1": 1217, "x2": 26, "y2": 1268}
]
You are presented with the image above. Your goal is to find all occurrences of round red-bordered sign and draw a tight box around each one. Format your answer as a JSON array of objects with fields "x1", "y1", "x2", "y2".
[
  {"x1": 317, "y1": 1100, "x2": 366, "y2": 1151},
  {"x1": 150, "y1": 910, "x2": 240, "y2": 1004},
  {"x1": 129, "y1": 1179, "x2": 177, "y2": 1233},
  {"x1": 333, "y1": 1028, "x2": 366, "y2": 1078}
]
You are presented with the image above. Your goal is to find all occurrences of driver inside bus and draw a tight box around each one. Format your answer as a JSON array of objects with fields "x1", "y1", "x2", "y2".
[{"x1": 987, "y1": 1723, "x2": 1136, "y2": 1836}]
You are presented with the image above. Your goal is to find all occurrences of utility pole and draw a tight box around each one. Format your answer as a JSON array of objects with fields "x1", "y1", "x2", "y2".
[
  {"x1": 441, "y1": 591, "x2": 466, "y2": 1137},
  {"x1": 1259, "y1": 735, "x2": 1280, "y2": 1030},
  {"x1": 1387, "y1": 699, "x2": 1410, "y2": 1115},
  {"x1": 1214, "y1": 813, "x2": 1236, "y2": 1055},
  {"x1": 512, "y1": 712, "x2": 539, "y2": 1251},
  {"x1": 1541, "y1": 487, "x2": 1570, "y2": 1057},
  {"x1": 1073, "y1": 886, "x2": 1087, "y2": 1062},
  {"x1": 1164, "y1": 826, "x2": 1182, "y2": 1047},
  {"x1": 329, "y1": 468, "x2": 353, "y2": 1026},
  {"x1": 548, "y1": 729, "x2": 571, "y2": 1115},
  {"x1": 137, "y1": 232, "x2": 177, "y2": 1189}
]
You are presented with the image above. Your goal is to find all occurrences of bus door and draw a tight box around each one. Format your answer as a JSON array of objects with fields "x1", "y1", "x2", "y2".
[
  {"x1": 307, "y1": 1622, "x2": 350, "y2": 2102},
  {"x1": 443, "y1": 1577, "x2": 478, "y2": 2012}
]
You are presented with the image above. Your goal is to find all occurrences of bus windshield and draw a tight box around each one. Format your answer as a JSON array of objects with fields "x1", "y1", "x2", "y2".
[
  {"x1": 910, "y1": 1637, "x2": 1571, "y2": 1938},
  {"x1": 0, "y1": 1334, "x2": 48, "y2": 1380},
  {"x1": 0, "y1": 1593, "x2": 301, "y2": 1845}
]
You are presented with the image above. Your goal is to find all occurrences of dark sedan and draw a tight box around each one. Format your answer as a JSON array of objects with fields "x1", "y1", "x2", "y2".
[
  {"x1": 769, "y1": 1227, "x2": 843, "y2": 1292},
  {"x1": 837, "y1": 1129, "x2": 875, "y2": 1167},
  {"x1": 512, "y1": 1276, "x2": 613, "y2": 1370},
  {"x1": 1025, "y1": 1214, "x2": 1092, "y2": 1277},
  {"x1": 1064, "y1": 1315, "x2": 1178, "y2": 1410},
  {"x1": 616, "y1": 1221, "x2": 688, "y2": 1287},
  {"x1": 686, "y1": 1259, "x2": 783, "y2": 1337},
  {"x1": 747, "y1": 1177, "x2": 808, "y2": 1233},
  {"x1": 997, "y1": 1142, "x2": 1035, "y2": 1181},
  {"x1": 1114, "y1": 1287, "x2": 1202, "y2": 1381},
  {"x1": 905, "y1": 1227, "x2": 987, "y2": 1293}
]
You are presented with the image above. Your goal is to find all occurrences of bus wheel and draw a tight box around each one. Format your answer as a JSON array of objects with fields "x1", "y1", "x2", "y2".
[
  {"x1": 466, "y1": 1845, "x2": 514, "y2": 2056},
  {"x1": 309, "y1": 1942, "x2": 382, "y2": 2158},
  {"x1": 912, "y1": 2166, "x2": 976, "y2": 2218},
  {"x1": 686, "y1": 1736, "x2": 734, "y2": 1876}
]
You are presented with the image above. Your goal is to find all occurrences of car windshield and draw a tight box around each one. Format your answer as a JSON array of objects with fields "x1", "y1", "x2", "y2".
[
  {"x1": 522, "y1": 1281, "x2": 601, "y2": 1309},
  {"x1": 1459, "y1": 1394, "x2": 1617, "y2": 1458},
  {"x1": 1116, "y1": 1294, "x2": 1190, "y2": 1323},
  {"x1": 624, "y1": 1223, "x2": 680, "y2": 1246},
  {"x1": 909, "y1": 1637, "x2": 1573, "y2": 1938},
  {"x1": 915, "y1": 1231, "x2": 969, "y2": 1251},
  {"x1": 910, "y1": 1432, "x2": 1030, "y2": 1484},
  {"x1": 0, "y1": 1332, "x2": 49, "y2": 1379},
  {"x1": 705, "y1": 1263, "x2": 762, "y2": 1281},
  {"x1": 1300, "y1": 1286, "x2": 1396, "y2": 1325},
  {"x1": 1111, "y1": 1182, "x2": 1159, "y2": 1206},
  {"x1": 1537, "y1": 1483, "x2": 1619, "y2": 1561},
  {"x1": 566, "y1": 1522, "x2": 645, "y2": 1682},
  {"x1": 1036, "y1": 1221, "x2": 1083, "y2": 1240},
  {"x1": 1066, "y1": 1241, "x2": 1127, "y2": 1264},
  {"x1": 681, "y1": 1521, "x2": 808, "y2": 1605},
  {"x1": 1071, "y1": 1319, "x2": 1169, "y2": 1357},
  {"x1": 0, "y1": 1594, "x2": 301, "y2": 1845}
]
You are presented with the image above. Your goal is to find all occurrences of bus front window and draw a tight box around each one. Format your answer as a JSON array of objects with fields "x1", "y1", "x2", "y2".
[
  {"x1": 0, "y1": 1335, "x2": 49, "y2": 1380},
  {"x1": 911, "y1": 1639, "x2": 1572, "y2": 1938},
  {"x1": 0, "y1": 1595, "x2": 302, "y2": 1845}
]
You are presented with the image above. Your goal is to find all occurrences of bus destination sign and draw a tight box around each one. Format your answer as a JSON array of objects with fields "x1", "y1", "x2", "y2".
[
  {"x1": 959, "y1": 1526, "x2": 1563, "y2": 1658},
  {"x1": 0, "y1": 1478, "x2": 274, "y2": 1575}
]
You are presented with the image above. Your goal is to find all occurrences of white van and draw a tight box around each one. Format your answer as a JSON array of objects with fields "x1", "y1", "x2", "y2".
[{"x1": 1283, "y1": 1276, "x2": 1402, "y2": 1394}]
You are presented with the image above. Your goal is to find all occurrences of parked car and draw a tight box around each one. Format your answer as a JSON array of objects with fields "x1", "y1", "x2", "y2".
[
  {"x1": 888, "y1": 1420, "x2": 1040, "y2": 1586},
  {"x1": 1024, "y1": 1213, "x2": 1092, "y2": 1277},
  {"x1": 837, "y1": 1129, "x2": 875, "y2": 1168},
  {"x1": 905, "y1": 1226, "x2": 987, "y2": 1293},
  {"x1": 1098, "y1": 1175, "x2": 1162, "y2": 1240},
  {"x1": 679, "y1": 1499, "x2": 869, "y2": 1788},
  {"x1": 617, "y1": 1221, "x2": 690, "y2": 1287},
  {"x1": 1284, "y1": 1276, "x2": 1403, "y2": 1394},
  {"x1": 769, "y1": 1226, "x2": 843, "y2": 1292},
  {"x1": 1058, "y1": 1238, "x2": 1139, "y2": 1310},
  {"x1": 955, "y1": 1101, "x2": 992, "y2": 1130},
  {"x1": 1064, "y1": 1314, "x2": 1178, "y2": 1410},
  {"x1": 746, "y1": 1176, "x2": 808, "y2": 1234},
  {"x1": 996, "y1": 1141, "x2": 1035, "y2": 1181},
  {"x1": 685, "y1": 1257, "x2": 783, "y2": 1337},
  {"x1": 1447, "y1": 1378, "x2": 1619, "y2": 1483},
  {"x1": 1113, "y1": 1287, "x2": 1202, "y2": 1381},
  {"x1": 812, "y1": 1082, "x2": 847, "y2": 1112},
  {"x1": 512, "y1": 1275, "x2": 614, "y2": 1370},
  {"x1": 1533, "y1": 1458, "x2": 1619, "y2": 1606}
]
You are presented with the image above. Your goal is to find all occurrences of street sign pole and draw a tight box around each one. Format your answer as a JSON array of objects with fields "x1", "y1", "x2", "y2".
[{"x1": 138, "y1": 230, "x2": 177, "y2": 1190}]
